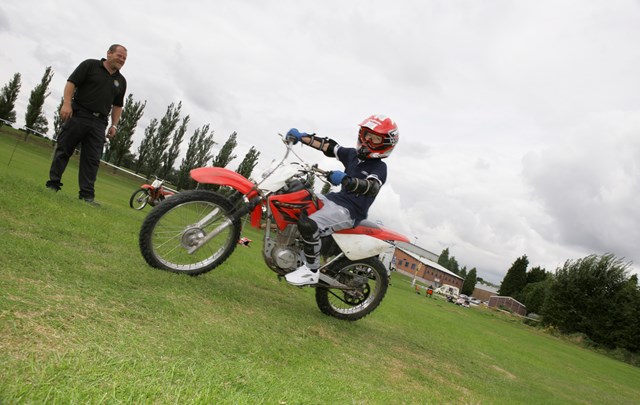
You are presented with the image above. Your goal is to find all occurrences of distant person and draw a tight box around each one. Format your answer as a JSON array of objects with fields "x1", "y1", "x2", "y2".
[{"x1": 46, "y1": 44, "x2": 128, "y2": 206}]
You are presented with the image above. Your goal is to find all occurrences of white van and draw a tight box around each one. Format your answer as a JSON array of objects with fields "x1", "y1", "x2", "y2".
[{"x1": 435, "y1": 284, "x2": 460, "y2": 297}]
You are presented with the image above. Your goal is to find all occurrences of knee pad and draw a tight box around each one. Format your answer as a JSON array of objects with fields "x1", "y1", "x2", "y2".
[{"x1": 298, "y1": 213, "x2": 319, "y2": 240}]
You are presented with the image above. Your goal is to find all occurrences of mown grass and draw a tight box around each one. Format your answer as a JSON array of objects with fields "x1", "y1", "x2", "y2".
[{"x1": 1, "y1": 129, "x2": 639, "y2": 404}]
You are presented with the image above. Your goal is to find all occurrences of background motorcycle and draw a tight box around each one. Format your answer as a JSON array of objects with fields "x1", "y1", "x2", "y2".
[
  {"x1": 129, "y1": 177, "x2": 175, "y2": 210},
  {"x1": 138, "y1": 135, "x2": 409, "y2": 320}
]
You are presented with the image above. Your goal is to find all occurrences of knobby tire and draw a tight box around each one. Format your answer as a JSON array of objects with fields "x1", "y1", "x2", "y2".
[{"x1": 138, "y1": 190, "x2": 241, "y2": 275}]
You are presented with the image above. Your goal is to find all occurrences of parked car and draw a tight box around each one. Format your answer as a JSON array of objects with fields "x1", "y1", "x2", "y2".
[{"x1": 456, "y1": 294, "x2": 470, "y2": 307}]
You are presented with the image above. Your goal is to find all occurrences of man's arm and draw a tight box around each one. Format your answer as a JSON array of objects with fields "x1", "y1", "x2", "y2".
[
  {"x1": 60, "y1": 81, "x2": 76, "y2": 121},
  {"x1": 107, "y1": 105, "x2": 123, "y2": 139}
]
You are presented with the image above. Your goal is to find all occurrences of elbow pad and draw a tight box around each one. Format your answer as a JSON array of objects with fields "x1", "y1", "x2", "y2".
[
  {"x1": 302, "y1": 135, "x2": 338, "y2": 158},
  {"x1": 321, "y1": 138, "x2": 339, "y2": 158},
  {"x1": 343, "y1": 177, "x2": 381, "y2": 198}
]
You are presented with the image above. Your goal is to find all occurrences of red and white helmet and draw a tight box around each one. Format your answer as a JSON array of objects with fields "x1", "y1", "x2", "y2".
[{"x1": 357, "y1": 114, "x2": 399, "y2": 159}]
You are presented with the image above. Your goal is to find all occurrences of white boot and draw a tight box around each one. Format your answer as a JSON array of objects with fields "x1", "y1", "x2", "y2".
[{"x1": 285, "y1": 264, "x2": 319, "y2": 286}]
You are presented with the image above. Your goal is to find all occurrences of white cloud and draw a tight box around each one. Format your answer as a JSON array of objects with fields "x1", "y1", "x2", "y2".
[{"x1": 2, "y1": 0, "x2": 639, "y2": 283}]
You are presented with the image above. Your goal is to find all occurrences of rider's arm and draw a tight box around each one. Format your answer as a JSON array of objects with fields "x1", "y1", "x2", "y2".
[
  {"x1": 341, "y1": 175, "x2": 382, "y2": 198},
  {"x1": 299, "y1": 135, "x2": 339, "y2": 158}
]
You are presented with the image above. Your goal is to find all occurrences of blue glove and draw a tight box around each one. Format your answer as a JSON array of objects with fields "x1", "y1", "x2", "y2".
[
  {"x1": 285, "y1": 128, "x2": 308, "y2": 145},
  {"x1": 328, "y1": 170, "x2": 347, "y2": 186}
]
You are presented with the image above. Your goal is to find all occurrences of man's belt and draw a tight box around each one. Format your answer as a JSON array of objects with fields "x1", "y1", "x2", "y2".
[{"x1": 74, "y1": 103, "x2": 107, "y2": 119}]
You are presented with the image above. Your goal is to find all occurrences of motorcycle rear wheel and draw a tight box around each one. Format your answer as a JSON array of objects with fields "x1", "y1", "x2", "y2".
[
  {"x1": 315, "y1": 257, "x2": 389, "y2": 321},
  {"x1": 130, "y1": 188, "x2": 149, "y2": 210},
  {"x1": 139, "y1": 190, "x2": 241, "y2": 275}
]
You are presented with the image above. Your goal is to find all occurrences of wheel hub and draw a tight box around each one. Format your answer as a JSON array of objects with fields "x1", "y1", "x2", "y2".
[{"x1": 181, "y1": 227, "x2": 206, "y2": 249}]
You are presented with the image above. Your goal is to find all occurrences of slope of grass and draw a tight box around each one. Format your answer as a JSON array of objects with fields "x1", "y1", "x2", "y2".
[{"x1": 1, "y1": 130, "x2": 639, "y2": 404}]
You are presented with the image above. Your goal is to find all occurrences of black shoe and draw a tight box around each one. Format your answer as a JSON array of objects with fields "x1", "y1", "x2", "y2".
[
  {"x1": 46, "y1": 186, "x2": 60, "y2": 192},
  {"x1": 79, "y1": 197, "x2": 101, "y2": 207}
]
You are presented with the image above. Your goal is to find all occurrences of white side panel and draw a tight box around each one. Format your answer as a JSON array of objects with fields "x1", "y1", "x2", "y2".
[
  {"x1": 332, "y1": 234, "x2": 392, "y2": 260},
  {"x1": 258, "y1": 163, "x2": 300, "y2": 192}
]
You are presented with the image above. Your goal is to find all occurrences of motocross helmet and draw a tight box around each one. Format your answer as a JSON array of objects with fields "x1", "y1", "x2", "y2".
[{"x1": 357, "y1": 114, "x2": 399, "y2": 159}]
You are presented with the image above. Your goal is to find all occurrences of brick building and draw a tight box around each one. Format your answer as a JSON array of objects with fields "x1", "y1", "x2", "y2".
[
  {"x1": 393, "y1": 248, "x2": 464, "y2": 290},
  {"x1": 472, "y1": 284, "x2": 499, "y2": 302},
  {"x1": 488, "y1": 296, "x2": 527, "y2": 316}
]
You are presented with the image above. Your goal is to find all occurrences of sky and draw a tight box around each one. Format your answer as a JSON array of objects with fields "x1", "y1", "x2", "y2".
[{"x1": 1, "y1": 0, "x2": 639, "y2": 283}]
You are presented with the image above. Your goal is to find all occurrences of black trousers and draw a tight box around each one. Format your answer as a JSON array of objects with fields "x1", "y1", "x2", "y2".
[{"x1": 46, "y1": 111, "x2": 107, "y2": 199}]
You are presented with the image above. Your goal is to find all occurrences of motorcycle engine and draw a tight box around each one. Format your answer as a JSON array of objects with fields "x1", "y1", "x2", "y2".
[{"x1": 263, "y1": 224, "x2": 303, "y2": 275}]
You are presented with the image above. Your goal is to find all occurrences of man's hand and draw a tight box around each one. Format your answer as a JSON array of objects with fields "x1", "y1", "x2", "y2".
[
  {"x1": 107, "y1": 125, "x2": 117, "y2": 140},
  {"x1": 60, "y1": 103, "x2": 73, "y2": 121},
  {"x1": 327, "y1": 170, "x2": 347, "y2": 186}
]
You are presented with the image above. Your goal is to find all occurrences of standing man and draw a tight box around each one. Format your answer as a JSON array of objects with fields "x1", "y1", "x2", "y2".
[{"x1": 46, "y1": 44, "x2": 128, "y2": 205}]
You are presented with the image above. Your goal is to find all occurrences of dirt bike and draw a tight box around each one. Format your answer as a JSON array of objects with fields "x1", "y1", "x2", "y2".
[
  {"x1": 138, "y1": 135, "x2": 409, "y2": 321},
  {"x1": 129, "y1": 177, "x2": 175, "y2": 210}
]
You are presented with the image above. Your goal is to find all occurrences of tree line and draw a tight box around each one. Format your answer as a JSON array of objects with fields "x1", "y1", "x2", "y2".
[
  {"x1": 0, "y1": 68, "x2": 261, "y2": 189},
  {"x1": 437, "y1": 246, "x2": 639, "y2": 355},
  {"x1": 498, "y1": 253, "x2": 638, "y2": 354}
]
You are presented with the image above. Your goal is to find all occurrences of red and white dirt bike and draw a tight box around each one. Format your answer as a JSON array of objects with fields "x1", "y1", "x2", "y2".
[
  {"x1": 129, "y1": 177, "x2": 175, "y2": 210},
  {"x1": 138, "y1": 135, "x2": 409, "y2": 320}
]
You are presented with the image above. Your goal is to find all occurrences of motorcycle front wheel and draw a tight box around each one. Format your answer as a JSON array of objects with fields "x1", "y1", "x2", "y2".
[
  {"x1": 315, "y1": 257, "x2": 389, "y2": 321},
  {"x1": 129, "y1": 188, "x2": 150, "y2": 210},
  {"x1": 139, "y1": 190, "x2": 241, "y2": 275}
]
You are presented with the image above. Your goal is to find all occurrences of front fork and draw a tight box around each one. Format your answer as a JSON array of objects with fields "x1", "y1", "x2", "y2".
[{"x1": 187, "y1": 195, "x2": 262, "y2": 255}]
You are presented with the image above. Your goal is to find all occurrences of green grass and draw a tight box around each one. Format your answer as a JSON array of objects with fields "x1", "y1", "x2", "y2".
[{"x1": 1, "y1": 128, "x2": 639, "y2": 404}]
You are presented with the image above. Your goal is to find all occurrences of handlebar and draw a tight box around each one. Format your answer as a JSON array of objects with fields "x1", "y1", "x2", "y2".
[{"x1": 274, "y1": 132, "x2": 331, "y2": 183}]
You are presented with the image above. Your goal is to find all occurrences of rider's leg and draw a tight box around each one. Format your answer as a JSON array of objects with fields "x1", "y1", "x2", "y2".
[
  {"x1": 285, "y1": 198, "x2": 354, "y2": 286},
  {"x1": 285, "y1": 212, "x2": 321, "y2": 286},
  {"x1": 299, "y1": 211, "x2": 321, "y2": 270}
]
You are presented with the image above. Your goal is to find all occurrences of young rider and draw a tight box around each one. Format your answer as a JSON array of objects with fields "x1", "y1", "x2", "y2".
[{"x1": 284, "y1": 114, "x2": 400, "y2": 286}]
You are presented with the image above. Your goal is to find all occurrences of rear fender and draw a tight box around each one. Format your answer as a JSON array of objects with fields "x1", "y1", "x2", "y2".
[
  {"x1": 337, "y1": 223, "x2": 410, "y2": 243},
  {"x1": 331, "y1": 234, "x2": 393, "y2": 260}
]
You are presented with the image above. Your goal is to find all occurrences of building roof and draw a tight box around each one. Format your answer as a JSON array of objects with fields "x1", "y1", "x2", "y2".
[
  {"x1": 398, "y1": 247, "x2": 464, "y2": 281},
  {"x1": 396, "y1": 241, "x2": 439, "y2": 262},
  {"x1": 475, "y1": 284, "x2": 499, "y2": 294}
]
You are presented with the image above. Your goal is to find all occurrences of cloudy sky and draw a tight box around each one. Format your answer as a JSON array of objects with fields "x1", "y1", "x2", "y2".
[{"x1": 2, "y1": 0, "x2": 639, "y2": 283}]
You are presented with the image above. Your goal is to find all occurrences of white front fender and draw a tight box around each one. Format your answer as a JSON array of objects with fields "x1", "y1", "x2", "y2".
[{"x1": 331, "y1": 234, "x2": 393, "y2": 260}]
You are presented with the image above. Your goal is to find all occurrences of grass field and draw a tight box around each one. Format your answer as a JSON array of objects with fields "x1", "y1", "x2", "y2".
[{"x1": 1, "y1": 129, "x2": 639, "y2": 404}]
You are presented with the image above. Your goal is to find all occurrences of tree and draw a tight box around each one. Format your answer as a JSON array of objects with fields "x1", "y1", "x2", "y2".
[
  {"x1": 0, "y1": 72, "x2": 22, "y2": 126},
  {"x1": 611, "y1": 275, "x2": 640, "y2": 352},
  {"x1": 438, "y1": 248, "x2": 451, "y2": 269},
  {"x1": 52, "y1": 97, "x2": 63, "y2": 139},
  {"x1": 145, "y1": 102, "x2": 182, "y2": 178},
  {"x1": 520, "y1": 278, "x2": 552, "y2": 314},
  {"x1": 24, "y1": 66, "x2": 54, "y2": 136},
  {"x1": 437, "y1": 248, "x2": 460, "y2": 275},
  {"x1": 321, "y1": 182, "x2": 332, "y2": 195},
  {"x1": 542, "y1": 254, "x2": 638, "y2": 351},
  {"x1": 106, "y1": 94, "x2": 146, "y2": 169},
  {"x1": 527, "y1": 266, "x2": 548, "y2": 284},
  {"x1": 461, "y1": 268, "x2": 477, "y2": 296},
  {"x1": 498, "y1": 255, "x2": 528, "y2": 298},
  {"x1": 160, "y1": 115, "x2": 189, "y2": 179},
  {"x1": 176, "y1": 124, "x2": 216, "y2": 190},
  {"x1": 236, "y1": 146, "x2": 260, "y2": 179},
  {"x1": 211, "y1": 131, "x2": 238, "y2": 168},
  {"x1": 134, "y1": 118, "x2": 158, "y2": 174}
]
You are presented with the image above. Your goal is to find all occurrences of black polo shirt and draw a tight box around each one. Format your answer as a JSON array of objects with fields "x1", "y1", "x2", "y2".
[{"x1": 68, "y1": 58, "x2": 126, "y2": 117}]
